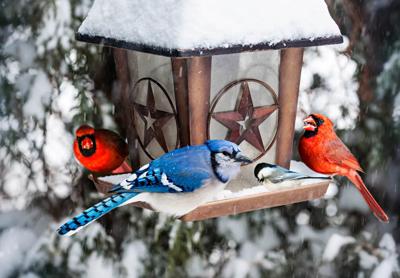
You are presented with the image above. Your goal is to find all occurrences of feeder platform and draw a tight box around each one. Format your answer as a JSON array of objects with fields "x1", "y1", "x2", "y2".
[{"x1": 89, "y1": 174, "x2": 330, "y2": 221}]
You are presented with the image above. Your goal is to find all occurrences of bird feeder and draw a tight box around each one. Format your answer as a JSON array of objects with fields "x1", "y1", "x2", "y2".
[{"x1": 78, "y1": 0, "x2": 342, "y2": 220}]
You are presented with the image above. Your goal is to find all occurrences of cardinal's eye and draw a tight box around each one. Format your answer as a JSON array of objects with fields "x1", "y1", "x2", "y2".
[{"x1": 315, "y1": 117, "x2": 324, "y2": 126}]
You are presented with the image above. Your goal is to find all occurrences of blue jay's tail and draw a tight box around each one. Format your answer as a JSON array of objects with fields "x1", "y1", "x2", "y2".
[{"x1": 57, "y1": 192, "x2": 138, "y2": 236}]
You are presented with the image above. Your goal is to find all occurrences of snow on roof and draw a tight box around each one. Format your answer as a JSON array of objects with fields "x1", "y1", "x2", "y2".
[{"x1": 77, "y1": 0, "x2": 342, "y2": 57}]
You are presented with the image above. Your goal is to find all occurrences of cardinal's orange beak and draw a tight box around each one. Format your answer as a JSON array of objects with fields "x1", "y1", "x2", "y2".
[
  {"x1": 81, "y1": 137, "x2": 94, "y2": 150},
  {"x1": 303, "y1": 116, "x2": 317, "y2": 131}
]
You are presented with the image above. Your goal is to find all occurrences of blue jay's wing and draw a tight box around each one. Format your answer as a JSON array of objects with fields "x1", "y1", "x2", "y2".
[
  {"x1": 109, "y1": 145, "x2": 213, "y2": 194},
  {"x1": 109, "y1": 165, "x2": 175, "y2": 193}
]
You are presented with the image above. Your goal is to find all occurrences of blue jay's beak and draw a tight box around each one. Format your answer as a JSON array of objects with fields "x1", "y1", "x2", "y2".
[{"x1": 235, "y1": 153, "x2": 252, "y2": 165}]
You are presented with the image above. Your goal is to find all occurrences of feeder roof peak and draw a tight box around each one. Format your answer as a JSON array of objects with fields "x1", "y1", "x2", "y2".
[{"x1": 77, "y1": 0, "x2": 343, "y2": 57}]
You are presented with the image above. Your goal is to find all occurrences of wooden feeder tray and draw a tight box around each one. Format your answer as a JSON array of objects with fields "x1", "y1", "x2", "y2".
[{"x1": 89, "y1": 174, "x2": 330, "y2": 221}]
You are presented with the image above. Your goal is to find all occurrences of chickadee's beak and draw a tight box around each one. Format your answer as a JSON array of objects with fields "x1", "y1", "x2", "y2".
[
  {"x1": 235, "y1": 153, "x2": 252, "y2": 165},
  {"x1": 303, "y1": 116, "x2": 317, "y2": 132}
]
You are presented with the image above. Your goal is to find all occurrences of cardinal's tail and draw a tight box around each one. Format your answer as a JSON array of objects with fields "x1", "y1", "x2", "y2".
[
  {"x1": 347, "y1": 171, "x2": 389, "y2": 223},
  {"x1": 111, "y1": 160, "x2": 132, "y2": 174},
  {"x1": 57, "y1": 192, "x2": 138, "y2": 236}
]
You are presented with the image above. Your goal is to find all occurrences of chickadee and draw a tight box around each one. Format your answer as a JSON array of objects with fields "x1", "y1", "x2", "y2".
[{"x1": 254, "y1": 163, "x2": 331, "y2": 190}]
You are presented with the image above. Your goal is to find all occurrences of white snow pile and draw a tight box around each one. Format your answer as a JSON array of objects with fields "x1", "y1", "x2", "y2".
[
  {"x1": 121, "y1": 240, "x2": 147, "y2": 277},
  {"x1": 370, "y1": 233, "x2": 399, "y2": 278},
  {"x1": 98, "y1": 173, "x2": 133, "y2": 184},
  {"x1": 0, "y1": 227, "x2": 37, "y2": 277},
  {"x1": 0, "y1": 210, "x2": 51, "y2": 277},
  {"x1": 322, "y1": 233, "x2": 356, "y2": 262},
  {"x1": 78, "y1": 0, "x2": 341, "y2": 50},
  {"x1": 320, "y1": 232, "x2": 399, "y2": 277},
  {"x1": 217, "y1": 217, "x2": 284, "y2": 277}
]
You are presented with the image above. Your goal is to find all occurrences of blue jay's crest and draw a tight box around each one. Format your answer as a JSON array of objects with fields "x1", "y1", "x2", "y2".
[
  {"x1": 58, "y1": 140, "x2": 251, "y2": 236},
  {"x1": 205, "y1": 140, "x2": 241, "y2": 154}
]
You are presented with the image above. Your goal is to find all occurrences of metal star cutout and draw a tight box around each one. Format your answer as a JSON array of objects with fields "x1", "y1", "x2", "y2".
[
  {"x1": 135, "y1": 80, "x2": 173, "y2": 152},
  {"x1": 212, "y1": 81, "x2": 278, "y2": 152}
]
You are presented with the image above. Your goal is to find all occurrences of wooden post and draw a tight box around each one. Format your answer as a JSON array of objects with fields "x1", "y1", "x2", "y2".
[
  {"x1": 171, "y1": 58, "x2": 190, "y2": 146},
  {"x1": 113, "y1": 49, "x2": 140, "y2": 170},
  {"x1": 276, "y1": 48, "x2": 304, "y2": 168},
  {"x1": 186, "y1": 56, "x2": 212, "y2": 145}
]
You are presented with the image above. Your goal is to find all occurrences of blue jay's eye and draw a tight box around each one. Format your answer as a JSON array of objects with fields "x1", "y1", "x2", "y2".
[{"x1": 222, "y1": 151, "x2": 231, "y2": 157}]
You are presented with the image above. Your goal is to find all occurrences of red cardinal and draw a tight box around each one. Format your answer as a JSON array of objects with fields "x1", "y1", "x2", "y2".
[
  {"x1": 299, "y1": 114, "x2": 389, "y2": 223},
  {"x1": 73, "y1": 125, "x2": 131, "y2": 174}
]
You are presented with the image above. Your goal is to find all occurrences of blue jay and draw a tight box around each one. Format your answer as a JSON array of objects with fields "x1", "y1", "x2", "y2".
[
  {"x1": 254, "y1": 163, "x2": 330, "y2": 190},
  {"x1": 58, "y1": 140, "x2": 251, "y2": 236}
]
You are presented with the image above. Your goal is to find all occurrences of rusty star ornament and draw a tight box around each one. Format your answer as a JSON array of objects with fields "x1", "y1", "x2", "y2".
[
  {"x1": 212, "y1": 81, "x2": 277, "y2": 152},
  {"x1": 134, "y1": 80, "x2": 173, "y2": 153}
]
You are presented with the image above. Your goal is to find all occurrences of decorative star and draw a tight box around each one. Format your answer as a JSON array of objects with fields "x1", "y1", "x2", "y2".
[
  {"x1": 212, "y1": 81, "x2": 278, "y2": 152},
  {"x1": 135, "y1": 80, "x2": 173, "y2": 153},
  {"x1": 143, "y1": 113, "x2": 156, "y2": 128}
]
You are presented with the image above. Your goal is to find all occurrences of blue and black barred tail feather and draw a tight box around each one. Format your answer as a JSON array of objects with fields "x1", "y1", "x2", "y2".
[{"x1": 57, "y1": 192, "x2": 138, "y2": 236}]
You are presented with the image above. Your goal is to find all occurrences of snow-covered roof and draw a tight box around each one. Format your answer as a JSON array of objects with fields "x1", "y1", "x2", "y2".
[{"x1": 77, "y1": 0, "x2": 343, "y2": 57}]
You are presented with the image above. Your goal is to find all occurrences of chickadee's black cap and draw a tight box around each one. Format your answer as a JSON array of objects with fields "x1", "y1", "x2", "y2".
[{"x1": 254, "y1": 163, "x2": 276, "y2": 178}]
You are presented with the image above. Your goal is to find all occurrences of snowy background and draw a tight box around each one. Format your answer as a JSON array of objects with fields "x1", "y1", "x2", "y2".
[{"x1": 0, "y1": 0, "x2": 399, "y2": 277}]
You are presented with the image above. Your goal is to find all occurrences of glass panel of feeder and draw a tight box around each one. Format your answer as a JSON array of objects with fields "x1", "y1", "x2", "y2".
[
  {"x1": 209, "y1": 51, "x2": 280, "y2": 193},
  {"x1": 127, "y1": 51, "x2": 178, "y2": 164},
  {"x1": 126, "y1": 49, "x2": 280, "y2": 198}
]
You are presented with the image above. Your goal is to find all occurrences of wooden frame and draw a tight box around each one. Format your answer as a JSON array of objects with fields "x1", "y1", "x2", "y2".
[
  {"x1": 77, "y1": 33, "x2": 342, "y2": 57},
  {"x1": 171, "y1": 57, "x2": 212, "y2": 146},
  {"x1": 276, "y1": 48, "x2": 304, "y2": 168},
  {"x1": 105, "y1": 46, "x2": 323, "y2": 220},
  {"x1": 187, "y1": 57, "x2": 212, "y2": 145},
  {"x1": 171, "y1": 58, "x2": 190, "y2": 146},
  {"x1": 113, "y1": 49, "x2": 140, "y2": 169},
  {"x1": 113, "y1": 47, "x2": 305, "y2": 168}
]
